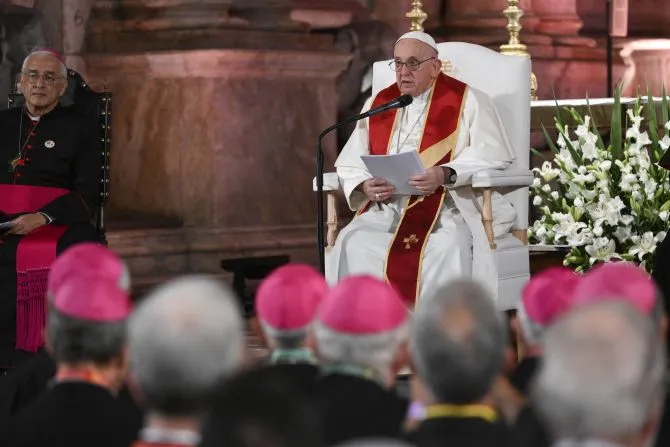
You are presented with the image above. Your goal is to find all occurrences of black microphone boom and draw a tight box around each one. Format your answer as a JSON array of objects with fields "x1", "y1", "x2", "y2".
[{"x1": 315, "y1": 94, "x2": 413, "y2": 274}]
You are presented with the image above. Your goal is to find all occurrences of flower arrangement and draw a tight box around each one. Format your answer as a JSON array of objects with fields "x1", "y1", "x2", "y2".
[{"x1": 529, "y1": 89, "x2": 670, "y2": 273}]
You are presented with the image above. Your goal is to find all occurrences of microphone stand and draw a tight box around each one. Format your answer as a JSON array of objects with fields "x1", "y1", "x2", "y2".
[
  {"x1": 316, "y1": 114, "x2": 369, "y2": 275},
  {"x1": 606, "y1": 0, "x2": 613, "y2": 97}
]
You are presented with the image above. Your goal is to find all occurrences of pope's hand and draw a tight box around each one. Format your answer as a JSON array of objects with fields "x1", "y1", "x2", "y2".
[
  {"x1": 363, "y1": 178, "x2": 395, "y2": 202},
  {"x1": 8, "y1": 213, "x2": 47, "y2": 235},
  {"x1": 409, "y1": 166, "x2": 445, "y2": 195}
]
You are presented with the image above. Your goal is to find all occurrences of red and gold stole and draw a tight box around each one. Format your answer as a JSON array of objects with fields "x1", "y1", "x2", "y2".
[
  {"x1": 0, "y1": 184, "x2": 69, "y2": 352},
  {"x1": 365, "y1": 74, "x2": 467, "y2": 308}
]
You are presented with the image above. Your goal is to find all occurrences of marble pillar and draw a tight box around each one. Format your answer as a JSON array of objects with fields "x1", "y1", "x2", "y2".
[
  {"x1": 82, "y1": 0, "x2": 352, "y2": 278},
  {"x1": 620, "y1": 40, "x2": 670, "y2": 97}
]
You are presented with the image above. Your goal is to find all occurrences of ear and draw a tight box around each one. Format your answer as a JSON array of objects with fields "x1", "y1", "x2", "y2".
[
  {"x1": 304, "y1": 328, "x2": 317, "y2": 351},
  {"x1": 659, "y1": 315, "x2": 668, "y2": 342},
  {"x1": 391, "y1": 340, "x2": 411, "y2": 376},
  {"x1": 125, "y1": 373, "x2": 147, "y2": 407}
]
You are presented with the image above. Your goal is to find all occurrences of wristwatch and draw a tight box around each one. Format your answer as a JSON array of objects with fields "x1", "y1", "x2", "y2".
[
  {"x1": 442, "y1": 167, "x2": 457, "y2": 185},
  {"x1": 38, "y1": 212, "x2": 54, "y2": 224}
]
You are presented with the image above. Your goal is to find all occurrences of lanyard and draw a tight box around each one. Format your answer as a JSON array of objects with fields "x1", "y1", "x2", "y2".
[
  {"x1": 56, "y1": 367, "x2": 112, "y2": 390},
  {"x1": 424, "y1": 404, "x2": 498, "y2": 423},
  {"x1": 268, "y1": 348, "x2": 317, "y2": 365}
]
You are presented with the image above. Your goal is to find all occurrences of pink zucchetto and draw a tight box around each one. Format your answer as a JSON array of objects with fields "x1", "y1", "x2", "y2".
[
  {"x1": 521, "y1": 267, "x2": 580, "y2": 326},
  {"x1": 29, "y1": 48, "x2": 66, "y2": 65},
  {"x1": 48, "y1": 243, "x2": 130, "y2": 297},
  {"x1": 255, "y1": 264, "x2": 328, "y2": 331},
  {"x1": 51, "y1": 276, "x2": 132, "y2": 322},
  {"x1": 572, "y1": 262, "x2": 656, "y2": 314},
  {"x1": 317, "y1": 275, "x2": 408, "y2": 335}
]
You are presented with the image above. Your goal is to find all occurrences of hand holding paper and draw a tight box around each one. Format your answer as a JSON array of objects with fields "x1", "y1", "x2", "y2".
[{"x1": 361, "y1": 151, "x2": 426, "y2": 196}]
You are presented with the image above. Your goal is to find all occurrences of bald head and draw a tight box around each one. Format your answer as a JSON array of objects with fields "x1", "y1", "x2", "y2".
[
  {"x1": 411, "y1": 280, "x2": 506, "y2": 404},
  {"x1": 532, "y1": 300, "x2": 666, "y2": 443}
]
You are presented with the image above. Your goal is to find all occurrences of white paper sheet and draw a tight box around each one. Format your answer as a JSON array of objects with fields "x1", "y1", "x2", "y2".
[{"x1": 361, "y1": 151, "x2": 426, "y2": 196}]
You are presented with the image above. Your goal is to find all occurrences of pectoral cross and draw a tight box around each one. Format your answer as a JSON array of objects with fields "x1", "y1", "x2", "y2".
[{"x1": 403, "y1": 234, "x2": 420, "y2": 249}]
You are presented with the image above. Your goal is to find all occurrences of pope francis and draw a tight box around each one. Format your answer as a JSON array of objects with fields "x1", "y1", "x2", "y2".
[{"x1": 325, "y1": 31, "x2": 516, "y2": 308}]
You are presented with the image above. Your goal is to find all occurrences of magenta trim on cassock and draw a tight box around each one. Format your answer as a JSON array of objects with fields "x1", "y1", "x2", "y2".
[{"x1": 0, "y1": 184, "x2": 69, "y2": 352}]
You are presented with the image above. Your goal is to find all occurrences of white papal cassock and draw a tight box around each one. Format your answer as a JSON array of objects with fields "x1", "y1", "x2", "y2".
[{"x1": 325, "y1": 83, "x2": 517, "y2": 305}]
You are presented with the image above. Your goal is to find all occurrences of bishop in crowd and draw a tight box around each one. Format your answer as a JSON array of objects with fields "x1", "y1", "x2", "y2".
[
  {"x1": 326, "y1": 31, "x2": 516, "y2": 307},
  {"x1": 0, "y1": 48, "x2": 102, "y2": 372}
]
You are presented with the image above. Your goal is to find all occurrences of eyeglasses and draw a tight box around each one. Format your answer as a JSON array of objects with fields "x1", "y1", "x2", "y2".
[
  {"x1": 389, "y1": 57, "x2": 436, "y2": 72},
  {"x1": 21, "y1": 72, "x2": 64, "y2": 86}
]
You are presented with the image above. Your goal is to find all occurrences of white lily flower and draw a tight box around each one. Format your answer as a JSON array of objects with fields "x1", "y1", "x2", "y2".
[
  {"x1": 585, "y1": 237, "x2": 621, "y2": 264},
  {"x1": 660, "y1": 135, "x2": 670, "y2": 151},
  {"x1": 541, "y1": 184, "x2": 551, "y2": 193},
  {"x1": 533, "y1": 195, "x2": 542, "y2": 206},
  {"x1": 660, "y1": 211, "x2": 669, "y2": 222},
  {"x1": 628, "y1": 232, "x2": 657, "y2": 260},
  {"x1": 665, "y1": 120, "x2": 670, "y2": 131},
  {"x1": 627, "y1": 109, "x2": 643, "y2": 128},
  {"x1": 637, "y1": 131, "x2": 652, "y2": 146},
  {"x1": 657, "y1": 231, "x2": 667, "y2": 242}
]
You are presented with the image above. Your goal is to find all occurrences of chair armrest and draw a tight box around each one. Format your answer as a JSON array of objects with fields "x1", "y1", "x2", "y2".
[
  {"x1": 471, "y1": 169, "x2": 534, "y2": 188},
  {"x1": 313, "y1": 172, "x2": 340, "y2": 192}
]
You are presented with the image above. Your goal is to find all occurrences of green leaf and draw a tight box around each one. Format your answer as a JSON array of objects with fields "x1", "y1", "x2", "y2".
[
  {"x1": 610, "y1": 85, "x2": 623, "y2": 160},
  {"x1": 585, "y1": 95, "x2": 606, "y2": 149},
  {"x1": 662, "y1": 85, "x2": 669, "y2": 128},
  {"x1": 647, "y1": 86, "x2": 660, "y2": 153},
  {"x1": 530, "y1": 147, "x2": 549, "y2": 162},
  {"x1": 660, "y1": 200, "x2": 670, "y2": 212},
  {"x1": 541, "y1": 123, "x2": 560, "y2": 155}
]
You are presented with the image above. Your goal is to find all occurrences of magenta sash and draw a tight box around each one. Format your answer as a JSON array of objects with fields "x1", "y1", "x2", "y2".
[{"x1": 0, "y1": 184, "x2": 69, "y2": 352}]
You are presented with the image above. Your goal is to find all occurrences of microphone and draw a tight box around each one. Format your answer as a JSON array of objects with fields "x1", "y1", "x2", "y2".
[
  {"x1": 315, "y1": 94, "x2": 413, "y2": 274},
  {"x1": 361, "y1": 94, "x2": 413, "y2": 119}
]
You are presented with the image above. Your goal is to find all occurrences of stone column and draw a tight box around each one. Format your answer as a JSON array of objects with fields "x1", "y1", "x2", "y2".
[
  {"x1": 81, "y1": 0, "x2": 352, "y2": 277},
  {"x1": 620, "y1": 40, "x2": 670, "y2": 97}
]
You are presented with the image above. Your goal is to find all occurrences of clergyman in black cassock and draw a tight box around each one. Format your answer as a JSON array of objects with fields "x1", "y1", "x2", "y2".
[
  {"x1": 0, "y1": 50, "x2": 101, "y2": 370},
  {"x1": 6, "y1": 251, "x2": 141, "y2": 447},
  {"x1": 312, "y1": 276, "x2": 411, "y2": 446},
  {"x1": 406, "y1": 279, "x2": 513, "y2": 447}
]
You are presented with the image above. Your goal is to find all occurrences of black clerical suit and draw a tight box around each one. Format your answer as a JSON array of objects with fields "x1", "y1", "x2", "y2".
[
  {"x1": 0, "y1": 105, "x2": 101, "y2": 369},
  {"x1": 407, "y1": 413, "x2": 513, "y2": 447},
  {"x1": 314, "y1": 372, "x2": 408, "y2": 446},
  {"x1": 5, "y1": 380, "x2": 141, "y2": 447},
  {"x1": 509, "y1": 356, "x2": 540, "y2": 396},
  {"x1": 0, "y1": 349, "x2": 144, "y2": 439}
]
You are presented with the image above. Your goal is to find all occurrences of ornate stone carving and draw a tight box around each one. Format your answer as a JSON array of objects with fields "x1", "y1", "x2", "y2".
[{"x1": 0, "y1": 2, "x2": 46, "y2": 108}]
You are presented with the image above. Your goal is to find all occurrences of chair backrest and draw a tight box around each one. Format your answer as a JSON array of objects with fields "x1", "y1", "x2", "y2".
[
  {"x1": 372, "y1": 42, "x2": 532, "y2": 230},
  {"x1": 8, "y1": 70, "x2": 112, "y2": 240}
]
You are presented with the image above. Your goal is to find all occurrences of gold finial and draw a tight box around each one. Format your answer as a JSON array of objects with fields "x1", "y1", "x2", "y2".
[
  {"x1": 499, "y1": 0, "x2": 528, "y2": 57},
  {"x1": 406, "y1": 0, "x2": 428, "y2": 32},
  {"x1": 499, "y1": 0, "x2": 538, "y2": 100}
]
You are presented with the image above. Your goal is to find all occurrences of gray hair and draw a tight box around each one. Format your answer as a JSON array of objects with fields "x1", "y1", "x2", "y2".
[
  {"x1": 411, "y1": 279, "x2": 507, "y2": 404},
  {"x1": 260, "y1": 321, "x2": 308, "y2": 350},
  {"x1": 531, "y1": 300, "x2": 667, "y2": 442},
  {"x1": 314, "y1": 320, "x2": 410, "y2": 380},
  {"x1": 22, "y1": 50, "x2": 68, "y2": 78},
  {"x1": 47, "y1": 306, "x2": 126, "y2": 365},
  {"x1": 129, "y1": 275, "x2": 245, "y2": 417}
]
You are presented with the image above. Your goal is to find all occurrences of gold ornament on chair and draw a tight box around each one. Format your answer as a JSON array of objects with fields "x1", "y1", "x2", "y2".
[
  {"x1": 498, "y1": 0, "x2": 538, "y2": 100},
  {"x1": 406, "y1": 0, "x2": 428, "y2": 32},
  {"x1": 441, "y1": 59, "x2": 453, "y2": 75}
]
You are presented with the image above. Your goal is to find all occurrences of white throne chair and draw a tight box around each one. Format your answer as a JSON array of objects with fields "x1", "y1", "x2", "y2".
[{"x1": 314, "y1": 42, "x2": 533, "y2": 310}]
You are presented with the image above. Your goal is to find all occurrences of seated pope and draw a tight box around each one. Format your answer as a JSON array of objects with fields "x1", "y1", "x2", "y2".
[
  {"x1": 0, "y1": 49, "x2": 101, "y2": 370},
  {"x1": 326, "y1": 31, "x2": 516, "y2": 307}
]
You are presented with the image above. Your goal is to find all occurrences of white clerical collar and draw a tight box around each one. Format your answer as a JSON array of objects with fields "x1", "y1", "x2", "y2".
[{"x1": 411, "y1": 87, "x2": 433, "y2": 105}]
